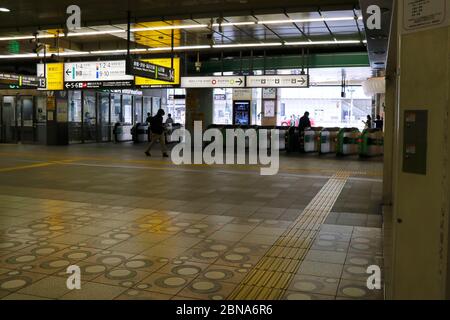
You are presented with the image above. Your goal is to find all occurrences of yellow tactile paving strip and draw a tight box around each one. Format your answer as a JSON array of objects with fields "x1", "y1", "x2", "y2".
[
  {"x1": 0, "y1": 150, "x2": 382, "y2": 178},
  {"x1": 228, "y1": 171, "x2": 350, "y2": 300}
]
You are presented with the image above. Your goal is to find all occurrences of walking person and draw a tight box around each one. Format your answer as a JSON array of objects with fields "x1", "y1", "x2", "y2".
[{"x1": 145, "y1": 109, "x2": 169, "y2": 158}]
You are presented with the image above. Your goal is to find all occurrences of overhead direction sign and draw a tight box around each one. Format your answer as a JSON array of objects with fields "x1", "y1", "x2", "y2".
[
  {"x1": 64, "y1": 60, "x2": 133, "y2": 83},
  {"x1": 181, "y1": 76, "x2": 245, "y2": 88},
  {"x1": 126, "y1": 58, "x2": 174, "y2": 82},
  {"x1": 64, "y1": 60, "x2": 133, "y2": 89},
  {"x1": 64, "y1": 81, "x2": 134, "y2": 90},
  {"x1": 246, "y1": 75, "x2": 309, "y2": 88},
  {"x1": 0, "y1": 72, "x2": 45, "y2": 89},
  {"x1": 135, "y1": 58, "x2": 181, "y2": 87}
]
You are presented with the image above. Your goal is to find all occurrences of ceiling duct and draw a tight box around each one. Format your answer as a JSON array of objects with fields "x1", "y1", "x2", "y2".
[{"x1": 362, "y1": 76, "x2": 385, "y2": 96}]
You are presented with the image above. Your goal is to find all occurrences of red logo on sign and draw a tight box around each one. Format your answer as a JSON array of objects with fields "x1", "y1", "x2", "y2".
[{"x1": 211, "y1": 80, "x2": 217, "y2": 85}]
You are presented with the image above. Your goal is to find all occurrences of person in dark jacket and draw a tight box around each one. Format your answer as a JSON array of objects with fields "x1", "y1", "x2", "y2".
[
  {"x1": 145, "y1": 109, "x2": 168, "y2": 157},
  {"x1": 298, "y1": 112, "x2": 311, "y2": 132},
  {"x1": 374, "y1": 115, "x2": 384, "y2": 130}
]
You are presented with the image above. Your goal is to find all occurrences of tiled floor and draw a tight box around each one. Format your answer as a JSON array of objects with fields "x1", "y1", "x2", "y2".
[{"x1": 0, "y1": 143, "x2": 383, "y2": 300}]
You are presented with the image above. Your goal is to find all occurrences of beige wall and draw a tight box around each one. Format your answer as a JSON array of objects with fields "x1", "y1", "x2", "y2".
[{"x1": 387, "y1": 6, "x2": 450, "y2": 299}]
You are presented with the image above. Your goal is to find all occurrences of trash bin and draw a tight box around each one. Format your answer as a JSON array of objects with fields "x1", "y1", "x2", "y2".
[{"x1": 113, "y1": 122, "x2": 124, "y2": 143}]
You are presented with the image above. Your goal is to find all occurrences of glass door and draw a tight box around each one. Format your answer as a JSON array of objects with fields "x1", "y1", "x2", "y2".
[
  {"x1": 19, "y1": 96, "x2": 35, "y2": 143},
  {"x1": 134, "y1": 96, "x2": 143, "y2": 124},
  {"x1": 82, "y1": 91, "x2": 97, "y2": 143},
  {"x1": 98, "y1": 93, "x2": 111, "y2": 142},
  {"x1": 68, "y1": 91, "x2": 82, "y2": 143},
  {"x1": 1, "y1": 96, "x2": 18, "y2": 143}
]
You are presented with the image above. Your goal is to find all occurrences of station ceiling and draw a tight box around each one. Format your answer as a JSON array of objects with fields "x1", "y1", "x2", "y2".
[
  {"x1": 0, "y1": 0, "x2": 360, "y2": 31},
  {"x1": 0, "y1": 0, "x2": 390, "y2": 73}
]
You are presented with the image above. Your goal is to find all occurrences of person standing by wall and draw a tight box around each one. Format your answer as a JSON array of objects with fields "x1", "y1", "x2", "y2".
[
  {"x1": 374, "y1": 115, "x2": 384, "y2": 130},
  {"x1": 363, "y1": 115, "x2": 372, "y2": 129},
  {"x1": 145, "y1": 109, "x2": 169, "y2": 158}
]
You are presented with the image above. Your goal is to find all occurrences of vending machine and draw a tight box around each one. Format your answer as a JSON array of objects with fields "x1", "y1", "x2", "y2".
[{"x1": 233, "y1": 100, "x2": 251, "y2": 125}]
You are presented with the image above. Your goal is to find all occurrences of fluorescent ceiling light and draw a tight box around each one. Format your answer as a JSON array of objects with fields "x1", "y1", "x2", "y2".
[
  {"x1": 212, "y1": 22, "x2": 256, "y2": 27},
  {"x1": 285, "y1": 40, "x2": 362, "y2": 45},
  {"x1": 131, "y1": 24, "x2": 208, "y2": 32},
  {"x1": 213, "y1": 42, "x2": 282, "y2": 48},
  {"x1": 0, "y1": 53, "x2": 37, "y2": 59},
  {"x1": 0, "y1": 7, "x2": 10, "y2": 12},
  {"x1": 89, "y1": 49, "x2": 128, "y2": 54},
  {"x1": 172, "y1": 45, "x2": 211, "y2": 50},
  {"x1": 147, "y1": 45, "x2": 211, "y2": 52},
  {"x1": 0, "y1": 34, "x2": 55, "y2": 41},
  {"x1": 65, "y1": 30, "x2": 125, "y2": 37},
  {"x1": 258, "y1": 16, "x2": 362, "y2": 25}
]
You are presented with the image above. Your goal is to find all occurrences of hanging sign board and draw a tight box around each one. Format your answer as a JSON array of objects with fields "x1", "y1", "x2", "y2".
[
  {"x1": 135, "y1": 58, "x2": 181, "y2": 87},
  {"x1": 0, "y1": 72, "x2": 45, "y2": 89},
  {"x1": 126, "y1": 58, "x2": 174, "y2": 82},
  {"x1": 37, "y1": 63, "x2": 64, "y2": 91},
  {"x1": 246, "y1": 75, "x2": 309, "y2": 88},
  {"x1": 181, "y1": 76, "x2": 245, "y2": 88},
  {"x1": 64, "y1": 60, "x2": 133, "y2": 89}
]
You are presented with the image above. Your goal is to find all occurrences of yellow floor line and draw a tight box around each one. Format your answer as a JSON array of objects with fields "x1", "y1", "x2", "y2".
[
  {"x1": 0, "y1": 162, "x2": 55, "y2": 173},
  {"x1": 228, "y1": 171, "x2": 350, "y2": 300}
]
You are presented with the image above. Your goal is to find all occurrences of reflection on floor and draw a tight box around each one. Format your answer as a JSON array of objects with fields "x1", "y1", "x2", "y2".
[{"x1": 0, "y1": 143, "x2": 383, "y2": 300}]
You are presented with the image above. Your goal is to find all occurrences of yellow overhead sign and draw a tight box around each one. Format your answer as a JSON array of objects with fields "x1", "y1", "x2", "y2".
[
  {"x1": 135, "y1": 57, "x2": 181, "y2": 86},
  {"x1": 37, "y1": 63, "x2": 64, "y2": 91}
]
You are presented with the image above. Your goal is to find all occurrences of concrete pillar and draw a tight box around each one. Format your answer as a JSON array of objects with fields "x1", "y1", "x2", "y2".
[
  {"x1": 185, "y1": 88, "x2": 213, "y2": 134},
  {"x1": 387, "y1": 0, "x2": 450, "y2": 299}
]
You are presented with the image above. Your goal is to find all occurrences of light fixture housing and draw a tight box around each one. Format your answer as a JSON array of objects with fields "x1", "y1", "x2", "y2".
[{"x1": 0, "y1": 7, "x2": 11, "y2": 12}]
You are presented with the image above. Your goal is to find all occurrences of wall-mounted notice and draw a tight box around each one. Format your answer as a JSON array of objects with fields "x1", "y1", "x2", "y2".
[
  {"x1": 181, "y1": 76, "x2": 245, "y2": 88},
  {"x1": 402, "y1": 0, "x2": 449, "y2": 33},
  {"x1": 262, "y1": 88, "x2": 277, "y2": 99},
  {"x1": 246, "y1": 75, "x2": 309, "y2": 88},
  {"x1": 263, "y1": 100, "x2": 276, "y2": 117}
]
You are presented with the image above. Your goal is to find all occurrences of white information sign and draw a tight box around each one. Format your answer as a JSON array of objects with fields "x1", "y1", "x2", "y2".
[
  {"x1": 64, "y1": 60, "x2": 133, "y2": 82},
  {"x1": 402, "y1": 0, "x2": 449, "y2": 33},
  {"x1": 232, "y1": 89, "x2": 253, "y2": 101},
  {"x1": 246, "y1": 75, "x2": 308, "y2": 88},
  {"x1": 181, "y1": 76, "x2": 245, "y2": 88}
]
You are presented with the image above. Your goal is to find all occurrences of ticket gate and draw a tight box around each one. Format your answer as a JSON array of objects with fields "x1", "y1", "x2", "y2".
[
  {"x1": 320, "y1": 128, "x2": 340, "y2": 154},
  {"x1": 303, "y1": 127, "x2": 322, "y2": 153},
  {"x1": 337, "y1": 128, "x2": 360, "y2": 156},
  {"x1": 359, "y1": 129, "x2": 384, "y2": 157},
  {"x1": 276, "y1": 126, "x2": 288, "y2": 151},
  {"x1": 286, "y1": 127, "x2": 300, "y2": 153}
]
